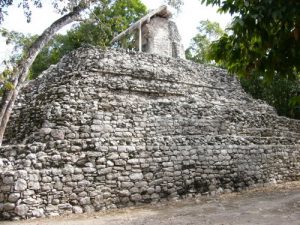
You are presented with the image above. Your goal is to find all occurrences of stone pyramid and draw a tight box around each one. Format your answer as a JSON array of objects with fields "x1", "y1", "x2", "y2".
[{"x1": 0, "y1": 46, "x2": 299, "y2": 219}]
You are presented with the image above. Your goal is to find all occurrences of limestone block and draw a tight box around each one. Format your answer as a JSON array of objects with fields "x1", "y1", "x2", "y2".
[
  {"x1": 129, "y1": 173, "x2": 143, "y2": 181},
  {"x1": 15, "y1": 204, "x2": 28, "y2": 216},
  {"x1": 131, "y1": 193, "x2": 142, "y2": 201},
  {"x1": 73, "y1": 206, "x2": 83, "y2": 214},
  {"x1": 50, "y1": 129, "x2": 65, "y2": 140},
  {"x1": 8, "y1": 193, "x2": 20, "y2": 202},
  {"x1": 14, "y1": 179, "x2": 27, "y2": 191},
  {"x1": 118, "y1": 190, "x2": 130, "y2": 197},
  {"x1": 32, "y1": 208, "x2": 44, "y2": 217},
  {"x1": 2, "y1": 176, "x2": 14, "y2": 184}
]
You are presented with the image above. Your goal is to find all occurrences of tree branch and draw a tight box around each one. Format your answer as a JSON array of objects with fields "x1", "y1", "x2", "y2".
[{"x1": 0, "y1": 1, "x2": 88, "y2": 146}]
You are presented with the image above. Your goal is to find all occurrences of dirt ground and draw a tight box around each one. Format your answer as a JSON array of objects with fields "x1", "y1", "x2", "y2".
[{"x1": 3, "y1": 181, "x2": 300, "y2": 225}]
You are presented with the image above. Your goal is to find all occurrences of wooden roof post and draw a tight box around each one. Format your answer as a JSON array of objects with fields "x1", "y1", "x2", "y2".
[{"x1": 139, "y1": 21, "x2": 142, "y2": 52}]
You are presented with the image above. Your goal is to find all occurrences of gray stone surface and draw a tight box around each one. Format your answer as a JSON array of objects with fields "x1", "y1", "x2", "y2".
[
  {"x1": 141, "y1": 17, "x2": 185, "y2": 58},
  {"x1": 2, "y1": 182, "x2": 300, "y2": 225},
  {"x1": 0, "y1": 46, "x2": 299, "y2": 220},
  {"x1": 14, "y1": 205, "x2": 28, "y2": 216},
  {"x1": 14, "y1": 179, "x2": 27, "y2": 191}
]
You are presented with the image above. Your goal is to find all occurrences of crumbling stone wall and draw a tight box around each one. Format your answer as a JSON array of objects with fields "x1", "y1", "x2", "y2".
[
  {"x1": 141, "y1": 17, "x2": 185, "y2": 58},
  {"x1": 0, "y1": 46, "x2": 299, "y2": 220}
]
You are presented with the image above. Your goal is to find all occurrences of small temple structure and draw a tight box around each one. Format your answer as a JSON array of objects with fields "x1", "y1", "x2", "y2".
[{"x1": 111, "y1": 5, "x2": 185, "y2": 59}]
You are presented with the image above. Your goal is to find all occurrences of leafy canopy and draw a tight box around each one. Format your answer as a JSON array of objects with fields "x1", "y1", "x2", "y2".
[
  {"x1": 240, "y1": 76, "x2": 300, "y2": 119},
  {"x1": 164, "y1": 0, "x2": 183, "y2": 12},
  {"x1": 0, "y1": 0, "x2": 146, "y2": 88},
  {"x1": 1, "y1": 0, "x2": 185, "y2": 82},
  {"x1": 0, "y1": 28, "x2": 38, "y2": 95},
  {"x1": 186, "y1": 17, "x2": 300, "y2": 119},
  {"x1": 0, "y1": 0, "x2": 73, "y2": 23},
  {"x1": 200, "y1": 0, "x2": 300, "y2": 118},
  {"x1": 202, "y1": 0, "x2": 300, "y2": 81},
  {"x1": 30, "y1": 0, "x2": 147, "y2": 79},
  {"x1": 185, "y1": 20, "x2": 224, "y2": 64}
]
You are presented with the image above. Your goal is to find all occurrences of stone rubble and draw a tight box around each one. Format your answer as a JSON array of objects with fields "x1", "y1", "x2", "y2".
[{"x1": 0, "y1": 46, "x2": 299, "y2": 220}]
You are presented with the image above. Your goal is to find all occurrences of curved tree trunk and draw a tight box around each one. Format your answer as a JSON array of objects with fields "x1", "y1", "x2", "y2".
[{"x1": 0, "y1": 4, "x2": 87, "y2": 146}]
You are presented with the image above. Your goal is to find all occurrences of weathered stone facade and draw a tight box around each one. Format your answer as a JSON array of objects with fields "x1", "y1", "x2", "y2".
[
  {"x1": 0, "y1": 46, "x2": 299, "y2": 220},
  {"x1": 141, "y1": 17, "x2": 185, "y2": 58}
]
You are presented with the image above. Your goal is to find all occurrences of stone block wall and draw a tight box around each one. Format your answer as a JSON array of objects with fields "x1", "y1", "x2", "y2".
[
  {"x1": 0, "y1": 46, "x2": 299, "y2": 220},
  {"x1": 141, "y1": 17, "x2": 185, "y2": 58}
]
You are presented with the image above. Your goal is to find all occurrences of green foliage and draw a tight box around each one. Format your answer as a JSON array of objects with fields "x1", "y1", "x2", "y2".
[
  {"x1": 29, "y1": 0, "x2": 147, "y2": 79},
  {"x1": 185, "y1": 20, "x2": 224, "y2": 64},
  {"x1": 0, "y1": 0, "x2": 83, "y2": 24},
  {"x1": 0, "y1": 68, "x2": 14, "y2": 96},
  {"x1": 0, "y1": 28, "x2": 37, "y2": 95},
  {"x1": 240, "y1": 76, "x2": 300, "y2": 119},
  {"x1": 0, "y1": 28, "x2": 37, "y2": 64},
  {"x1": 1, "y1": 0, "x2": 146, "y2": 95},
  {"x1": 164, "y1": 0, "x2": 184, "y2": 12},
  {"x1": 201, "y1": 0, "x2": 300, "y2": 119},
  {"x1": 202, "y1": 0, "x2": 300, "y2": 80},
  {"x1": 0, "y1": 0, "x2": 42, "y2": 23}
]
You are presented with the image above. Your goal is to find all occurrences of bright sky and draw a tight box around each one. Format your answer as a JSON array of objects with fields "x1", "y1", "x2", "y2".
[{"x1": 0, "y1": 0, "x2": 232, "y2": 67}]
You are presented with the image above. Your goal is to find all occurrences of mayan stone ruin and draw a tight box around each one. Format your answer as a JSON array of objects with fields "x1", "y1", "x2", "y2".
[
  {"x1": 140, "y1": 15, "x2": 185, "y2": 58},
  {"x1": 112, "y1": 5, "x2": 185, "y2": 59},
  {"x1": 0, "y1": 46, "x2": 299, "y2": 220}
]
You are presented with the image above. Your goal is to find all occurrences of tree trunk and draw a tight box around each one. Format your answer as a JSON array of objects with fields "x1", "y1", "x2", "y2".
[{"x1": 0, "y1": 4, "x2": 86, "y2": 146}]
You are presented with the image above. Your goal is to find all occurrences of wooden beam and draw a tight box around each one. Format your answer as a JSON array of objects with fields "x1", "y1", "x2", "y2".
[
  {"x1": 111, "y1": 5, "x2": 168, "y2": 44},
  {"x1": 138, "y1": 21, "x2": 142, "y2": 52}
]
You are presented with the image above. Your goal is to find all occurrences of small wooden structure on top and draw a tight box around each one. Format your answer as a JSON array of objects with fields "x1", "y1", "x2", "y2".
[{"x1": 111, "y1": 5, "x2": 185, "y2": 59}]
